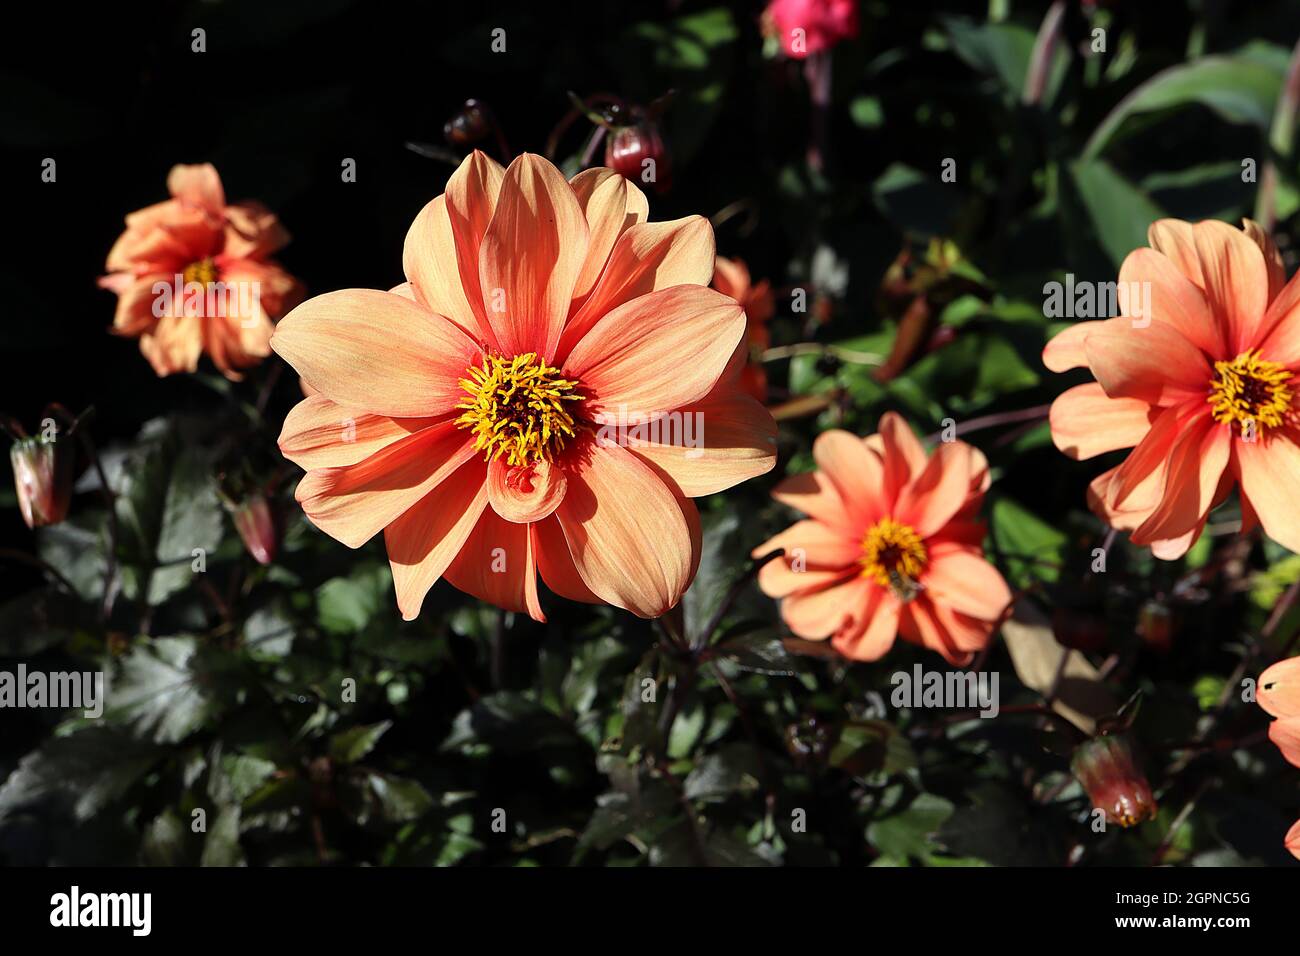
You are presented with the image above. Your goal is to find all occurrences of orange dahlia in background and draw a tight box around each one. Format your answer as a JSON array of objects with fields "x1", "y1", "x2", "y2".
[
  {"x1": 1045, "y1": 219, "x2": 1300, "y2": 559},
  {"x1": 274, "y1": 151, "x2": 777, "y2": 621},
  {"x1": 712, "y1": 256, "x2": 775, "y2": 402},
  {"x1": 99, "y1": 163, "x2": 302, "y2": 379},
  {"x1": 1257, "y1": 656, "x2": 1300, "y2": 859},
  {"x1": 753, "y1": 412, "x2": 1010, "y2": 665}
]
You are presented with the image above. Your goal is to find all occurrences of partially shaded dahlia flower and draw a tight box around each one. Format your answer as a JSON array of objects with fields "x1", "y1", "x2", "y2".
[
  {"x1": 1045, "y1": 219, "x2": 1300, "y2": 558},
  {"x1": 273, "y1": 152, "x2": 777, "y2": 621},
  {"x1": 99, "y1": 164, "x2": 302, "y2": 379},
  {"x1": 753, "y1": 413, "x2": 1010, "y2": 665}
]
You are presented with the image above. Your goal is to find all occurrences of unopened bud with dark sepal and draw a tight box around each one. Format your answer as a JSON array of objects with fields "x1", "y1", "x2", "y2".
[
  {"x1": 10, "y1": 434, "x2": 73, "y2": 529},
  {"x1": 1070, "y1": 733, "x2": 1157, "y2": 828},
  {"x1": 605, "y1": 120, "x2": 671, "y2": 194}
]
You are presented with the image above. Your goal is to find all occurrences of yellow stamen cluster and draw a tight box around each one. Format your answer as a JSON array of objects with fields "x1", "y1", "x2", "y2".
[
  {"x1": 1208, "y1": 349, "x2": 1293, "y2": 433},
  {"x1": 183, "y1": 257, "x2": 219, "y2": 286},
  {"x1": 860, "y1": 517, "x2": 927, "y2": 597},
  {"x1": 455, "y1": 353, "x2": 582, "y2": 466}
]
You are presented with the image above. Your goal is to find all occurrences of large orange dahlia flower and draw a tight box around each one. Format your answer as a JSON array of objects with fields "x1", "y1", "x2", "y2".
[
  {"x1": 273, "y1": 152, "x2": 777, "y2": 621},
  {"x1": 753, "y1": 413, "x2": 1010, "y2": 665},
  {"x1": 100, "y1": 163, "x2": 302, "y2": 379},
  {"x1": 1045, "y1": 219, "x2": 1300, "y2": 558}
]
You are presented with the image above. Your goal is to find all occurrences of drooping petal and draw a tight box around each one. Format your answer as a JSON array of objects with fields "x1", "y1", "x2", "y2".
[
  {"x1": 1049, "y1": 383, "x2": 1156, "y2": 460},
  {"x1": 923, "y1": 543, "x2": 1013, "y2": 621},
  {"x1": 385, "y1": 459, "x2": 489, "y2": 620},
  {"x1": 279, "y1": 395, "x2": 442, "y2": 470},
  {"x1": 1235, "y1": 427, "x2": 1300, "y2": 554},
  {"x1": 478, "y1": 153, "x2": 589, "y2": 359},
  {"x1": 780, "y1": 575, "x2": 871, "y2": 640},
  {"x1": 568, "y1": 168, "x2": 648, "y2": 301},
  {"x1": 271, "y1": 289, "x2": 481, "y2": 417},
  {"x1": 557, "y1": 216, "x2": 715, "y2": 358},
  {"x1": 556, "y1": 440, "x2": 695, "y2": 617},
  {"x1": 443, "y1": 504, "x2": 544, "y2": 622},
  {"x1": 139, "y1": 311, "x2": 203, "y2": 376},
  {"x1": 1108, "y1": 403, "x2": 1195, "y2": 508},
  {"x1": 565, "y1": 285, "x2": 744, "y2": 416},
  {"x1": 1131, "y1": 420, "x2": 1229, "y2": 546},
  {"x1": 831, "y1": 585, "x2": 902, "y2": 661},
  {"x1": 1192, "y1": 219, "x2": 1270, "y2": 355},
  {"x1": 532, "y1": 515, "x2": 601, "y2": 604},
  {"x1": 294, "y1": 421, "x2": 478, "y2": 548},
  {"x1": 900, "y1": 596, "x2": 974, "y2": 666},
  {"x1": 1042, "y1": 320, "x2": 1102, "y2": 373}
]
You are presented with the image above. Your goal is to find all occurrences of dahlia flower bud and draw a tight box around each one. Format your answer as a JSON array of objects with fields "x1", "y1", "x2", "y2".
[
  {"x1": 228, "y1": 493, "x2": 279, "y2": 566},
  {"x1": 605, "y1": 121, "x2": 671, "y2": 193},
  {"x1": 10, "y1": 434, "x2": 73, "y2": 529},
  {"x1": 1136, "y1": 600, "x2": 1173, "y2": 653},
  {"x1": 1070, "y1": 734, "x2": 1157, "y2": 828},
  {"x1": 444, "y1": 99, "x2": 493, "y2": 146}
]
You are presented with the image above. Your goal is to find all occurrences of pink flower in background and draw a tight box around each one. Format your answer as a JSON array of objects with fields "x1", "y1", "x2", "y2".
[
  {"x1": 99, "y1": 164, "x2": 303, "y2": 379},
  {"x1": 763, "y1": 0, "x2": 860, "y2": 59}
]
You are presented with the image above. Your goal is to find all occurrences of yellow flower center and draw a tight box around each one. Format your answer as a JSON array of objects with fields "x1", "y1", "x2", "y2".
[
  {"x1": 183, "y1": 257, "x2": 220, "y2": 286},
  {"x1": 455, "y1": 353, "x2": 582, "y2": 466},
  {"x1": 1207, "y1": 349, "x2": 1293, "y2": 433},
  {"x1": 860, "y1": 517, "x2": 927, "y2": 598}
]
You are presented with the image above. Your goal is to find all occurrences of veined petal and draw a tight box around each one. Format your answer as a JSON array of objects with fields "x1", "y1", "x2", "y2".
[
  {"x1": 443, "y1": 505, "x2": 544, "y2": 622},
  {"x1": 555, "y1": 440, "x2": 695, "y2": 618},
  {"x1": 565, "y1": 285, "x2": 744, "y2": 416},
  {"x1": 294, "y1": 421, "x2": 477, "y2": 548},
  {"x1": 271, "y1": 289, "x2": 481, "y2": 417},
  {"x1": 627, "y1": 385, "x2": 776, "y2": 497},
  {"x1": 1118, "y1": 247, "x2": 1222, "y2": 356},
  {"x1": 478, "y1": 153, "x2": 589, "y2": 359},
  {"x1": 279, "y1": 395, "x2": 441, "y2": 470},
  {"x1": 532, "y1": 515, "x2": 601, "y2": 604},
  {"x1": 558, "y1": 215, "x2": 715, "y2": 359},
  {"x1": 1193, "y1": 219, "x2": 1270, "y2": 355},
  {"x1": 568, "y1": 168, "x2": 648, "y2": 301},
  {"x1": 1148, "y1": 219, "x2": 1204, "y2": 287},
  {"x1": 385, "y1": 460, "x2": 489, "y2": 621},
  {"x1": 1132, "y1": 419, "x2": 1229, "y2": 546}
]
